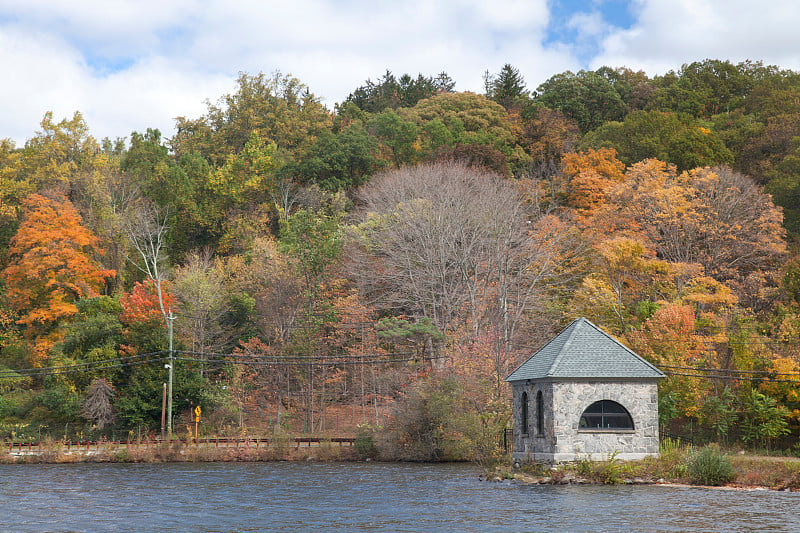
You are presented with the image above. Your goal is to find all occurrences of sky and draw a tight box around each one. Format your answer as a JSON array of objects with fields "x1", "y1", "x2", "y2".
[{"x1": 2, "y1": 0, "x2": 800, "y2": 146}]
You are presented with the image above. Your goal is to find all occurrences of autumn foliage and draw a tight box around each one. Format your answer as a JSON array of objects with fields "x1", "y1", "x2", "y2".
[
  {"x1": 2, "y1": 193, "x2": 114, "y2": 362},
  {"x1": 5, "y1": 61, "x2": 800, "y2": 451},
  {"x1": 120, "y1": 280, "x2": 175, "y2": 326}
]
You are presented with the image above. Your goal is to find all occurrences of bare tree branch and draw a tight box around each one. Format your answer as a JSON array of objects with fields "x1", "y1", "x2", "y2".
[{"x1": 123, "y1": 201, "x2": 171, "y2": 319}]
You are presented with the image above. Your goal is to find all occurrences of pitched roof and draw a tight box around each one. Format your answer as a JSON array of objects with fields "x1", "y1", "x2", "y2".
[{"x1": 505, "y1": 317, "x2": 665, "y2": 381}]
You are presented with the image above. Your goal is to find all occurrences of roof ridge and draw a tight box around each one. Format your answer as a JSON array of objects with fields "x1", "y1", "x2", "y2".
[{"x1": 546, "y1": 318, "x2": 582, "y2": 376}]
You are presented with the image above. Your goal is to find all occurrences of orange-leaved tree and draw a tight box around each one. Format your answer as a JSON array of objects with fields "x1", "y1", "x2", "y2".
[
  {"x1": 595, "y1": 161, "x2": 785, "y2": 286},
  {"x1": 562, "y1": 147, "x2": 625, "y2": 212},
  {"x1": 2, "y1": 193, "x2": 114, "y2": 363},
  {"x1": 627, "y1": 303, "x2": 712, "y2": 421},
  {"x1": 119, "y1": 280, "x2": 175, "y2": 327},
  {"x1": 118, "y1": 280, "x2": 174, "y2": 357}
]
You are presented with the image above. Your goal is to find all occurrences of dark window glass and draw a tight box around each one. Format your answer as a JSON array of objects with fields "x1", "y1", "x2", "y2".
[
  {"x1": 536, "y1": 391, "x2": 544, "y2": 436},
  {"x1": 579, "y1": 400, "x2": 634, "y2": 430},
  {"x1": 520, "y1": 392, "x2": 529, "y2": 434}
]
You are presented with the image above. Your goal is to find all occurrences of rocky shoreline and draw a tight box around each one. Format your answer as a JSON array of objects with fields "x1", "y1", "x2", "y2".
[{"x1": 485, "y1": 468, "x2": 800, "y2": 492}]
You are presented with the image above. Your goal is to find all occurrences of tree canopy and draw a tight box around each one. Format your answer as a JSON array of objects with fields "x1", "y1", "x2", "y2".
[{"x1": 3, "y1": 60, "x2": 800, "y2": 452}]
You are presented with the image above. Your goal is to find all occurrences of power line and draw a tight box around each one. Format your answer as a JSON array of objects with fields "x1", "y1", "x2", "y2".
[
  {"x1": 0, "y1": 347, "x2": 438, "y2": 380},
  {"x1": 174, "y1": 349, "x2": 422, "y2": 360},
  {"x1": 664, "y1": 370, "x2": 800, "y2": 383},
  {"x1": 175, "y1": 356, "x2": 425, "y2": 366},
  {"x1": 0, "y1": 353, "x2": 169, "y2": 378},
  {"x1": 659, "y1": 364, "x2": 800, "y2": 377}
]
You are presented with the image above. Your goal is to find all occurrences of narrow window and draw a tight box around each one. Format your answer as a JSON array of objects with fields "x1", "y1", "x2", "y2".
[
  {"x1": 536, "y1": 391, "x2": 544, "y2": 436},
  {"x1": 520, "y1": 392, "x2": 529, "y2": 434},
  {"x1": 579, "y1": 400, "x2": 634, "y2": 430}
]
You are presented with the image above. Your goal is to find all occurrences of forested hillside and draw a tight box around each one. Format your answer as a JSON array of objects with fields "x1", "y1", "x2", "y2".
[{"x1": 2, "y1": 60, "x2": 800, "y2": 457}]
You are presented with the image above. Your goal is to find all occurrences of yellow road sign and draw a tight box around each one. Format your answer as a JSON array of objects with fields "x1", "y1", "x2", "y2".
[{"x1": 194, "y1": 406, "x2": 202, "y2": 417}]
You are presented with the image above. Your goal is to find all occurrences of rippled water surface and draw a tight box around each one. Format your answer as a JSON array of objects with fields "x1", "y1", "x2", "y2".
[{"x1": 1, "y1": 462, "x2": 799, "y2": 532}]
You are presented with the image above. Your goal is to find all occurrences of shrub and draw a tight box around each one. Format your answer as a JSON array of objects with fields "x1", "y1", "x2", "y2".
[
  {"x1": 354, "y1": 424, "x2": 378, "y2": 459},
  {"x1": 564, "y1": 453, "x2": 622, "y2": 484},
  {"x1": 592, "y1": 452, "x2": 623, "y2": 484},
  {"x1": 378, "y1": 378, "x2": 462, "y2": 461},
  {"x1": 572, "y1": 456, "x2": 593, "y2": 478},
  {"x1": 112, "y1": 449, "x2": 131, "y2": 462},
  {"x1": 688, "y1": 445, "x2": 734, "y2": 486}
]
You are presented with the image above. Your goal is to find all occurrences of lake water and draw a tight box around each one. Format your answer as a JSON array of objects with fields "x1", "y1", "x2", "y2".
[{"x1": 1, "y1": 462, "x2": 799, "y2": 532}]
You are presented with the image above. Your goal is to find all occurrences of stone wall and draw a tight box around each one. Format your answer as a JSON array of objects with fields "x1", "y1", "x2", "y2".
[{"x1": 512, "y1": 379, "x2": 659, "y2": 463}]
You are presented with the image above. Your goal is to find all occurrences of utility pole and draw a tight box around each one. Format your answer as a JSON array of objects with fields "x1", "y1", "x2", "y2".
[
  {"x1": 161, "y1": 382, "x2": 166, "y2": 442},
  {"x1": 167, "y1": 310, "x2": 175, "y2": 439}
]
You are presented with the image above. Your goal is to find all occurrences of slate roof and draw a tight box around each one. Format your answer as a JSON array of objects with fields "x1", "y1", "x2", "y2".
[{"x1": 505, "y1": 317, "x2": 665, "y2": 381}]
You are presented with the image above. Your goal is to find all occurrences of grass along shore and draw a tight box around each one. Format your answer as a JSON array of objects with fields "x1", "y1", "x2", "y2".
[{"x1": 491, "y1": 441, "x2": 800, "y2": 492}]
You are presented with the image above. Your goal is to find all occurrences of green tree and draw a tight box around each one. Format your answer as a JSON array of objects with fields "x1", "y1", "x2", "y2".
[
  {"x1": 120, "y1": 129, "x2": 171, "y2": 196},
  {"x1": 651, "y1": 59, "x2": 769, "y2": 118},
  {"x1": 403, "y1": 92, "x2": 524, "y2": 167},
  {"x1": 19, "y1": 111, "x2": 104, "y2": 191},
  {"x1": 376, "y1": 316, "x2": 444, "y2": 361},
  {"x1": 24, "y1": 378, "x2": 81, "y2": 429},
  {"x1": 172, "y1": 71, "x2": 331, "y2": 165},
  {"x1": 368, "y1": 110, "x2": 420, "y2": 166},
  {"x1": 485, "y1": 64, "x2": 528, "y2": 110},
  {"x1": 534, "y1": 69, "x2": 627, "y2": 133},
  {"x1": 582, "y1": 110, "x2": 733, "y2": 171},
  {"x1": 114, "y1": 361, "x2": 210, "y2": 431},
  {"x1": 766, "y1": 137, "x2": 800, "y2": 236},
  {"x1": 58, "y1": 296, "x2": 124, "y2": 388},
  {"x1": 207, "y1": 130, "x2": 277, "y2": 206},
  {"x1": 344, "y1": 70, "x2": 455, "y2": 113},
  {"x1": 292, "y1": 126, "x2": 383, "y2": 191},
  {"x1": 0, "y1": 138, "x2": 33, "y2": 262},
  {"x1": 120, "y1": 129, "x2": 218, "y2": 262},
  {"x1": 739, "y1": 388, "x2": 790, "y2": 449},
  {"x1": 700, "y1": 387, "x2": 738, "y2": 442},
  {"x1": 594, "y1": 66, "x2": 655, "y2": 112},
  {"x1": 279, "y1": 206, "x2": 344, "y2": 305}
]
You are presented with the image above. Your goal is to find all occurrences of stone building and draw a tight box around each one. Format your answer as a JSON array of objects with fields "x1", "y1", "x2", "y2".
[{"x1": 506, "y1": 318, "x2": 664, "y2": 463}]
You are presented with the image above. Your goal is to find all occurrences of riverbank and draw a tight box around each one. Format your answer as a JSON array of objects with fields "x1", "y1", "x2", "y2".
[
  {"x1": 0, "y1": 438, "x2": 360, "y2": 464},
  {"x1": 492, "y1": 449, "x2": 800, "y2": 492},
  {"x1": 7, "y1": 438, "x2": 800, "y2": 494}
]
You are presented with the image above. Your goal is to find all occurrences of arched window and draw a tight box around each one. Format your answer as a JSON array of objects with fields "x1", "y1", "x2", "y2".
[
  {"x1": 520, "y1": 392, "x2": 529, "y2": 434},
  {"x1": 579, "y1": 400, "x2": 634, "y2": 430},
  {"x1": 536, "y1": 391, "x2": 544, "y2": 436}
]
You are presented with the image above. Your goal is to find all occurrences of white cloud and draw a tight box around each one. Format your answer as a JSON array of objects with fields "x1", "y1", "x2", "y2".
[
  {"x1": 0, "y1": 25, "x2": 89, "y2": 144},
  {"x1": 4, "y1": 0, "x2": 800, "y2": 146},
  {"x1": 83, "y1": 58, "x2": 232, "y2": 140},
  {"x1": 593, "y1": 0, "x2": 800, "y2": 73},
  {"x1": 1, "y1": 0, "x2": 568, "y2": 144},
  {"x1": 567, "y1": 11, "x2": 607, "y2": 39}
]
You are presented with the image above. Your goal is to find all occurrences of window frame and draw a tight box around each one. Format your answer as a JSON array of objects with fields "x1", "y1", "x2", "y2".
[{"x1": 578, "y1": 400, "x2": 635, "y2": 432}]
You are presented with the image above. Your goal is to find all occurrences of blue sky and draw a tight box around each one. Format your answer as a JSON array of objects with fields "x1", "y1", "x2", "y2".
[
  {"x1": 1, "y1": 0, "x2": 800, "y2": 145},
  {"x1": 545, "y1": 0, "x2": 636, "y2": 57}
]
